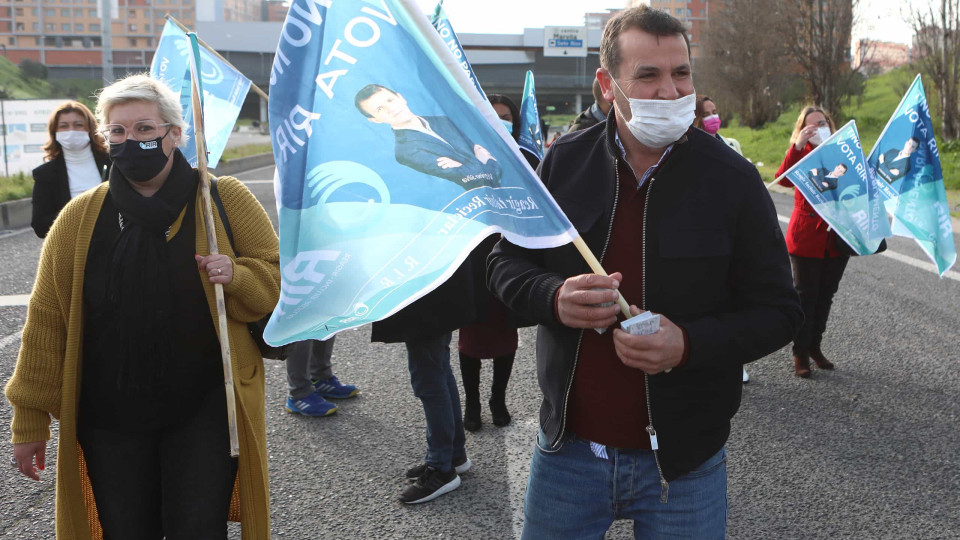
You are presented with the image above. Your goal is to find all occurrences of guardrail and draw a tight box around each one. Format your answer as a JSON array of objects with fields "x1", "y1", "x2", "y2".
[{"x1": 0, "y1": 153, "x2": 275, "y2": 232}]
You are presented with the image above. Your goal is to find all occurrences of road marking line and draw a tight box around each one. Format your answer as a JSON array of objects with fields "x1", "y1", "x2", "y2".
[
  {"x1": 0, "y1": 294, "x2": 30, "y2": 306},
  {"x1": 777, "y1": 214, "x2": 959, "y2": 282},
  {"x1": 0, "y1": 332, "x2": 19, "y2": 350}
]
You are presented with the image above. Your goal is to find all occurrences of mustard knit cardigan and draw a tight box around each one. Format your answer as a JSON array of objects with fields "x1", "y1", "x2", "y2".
[{"x1": 5, "y1": 176, "x2": 280, "y2": 539}]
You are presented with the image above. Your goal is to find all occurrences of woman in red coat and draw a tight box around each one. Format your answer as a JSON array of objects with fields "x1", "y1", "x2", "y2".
[{"x1": 776, "y1": 106, "x2": 847, "y2": 378}]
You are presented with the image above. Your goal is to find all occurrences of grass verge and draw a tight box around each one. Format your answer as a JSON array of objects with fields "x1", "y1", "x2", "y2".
[{"x1": 0, "y1": 172, "x2": 33, "y2": 203}]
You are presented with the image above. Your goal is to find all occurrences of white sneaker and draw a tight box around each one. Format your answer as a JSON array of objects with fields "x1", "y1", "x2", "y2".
[{"x1": 742, "y1": 368, "x2": 750, "y2": 384}]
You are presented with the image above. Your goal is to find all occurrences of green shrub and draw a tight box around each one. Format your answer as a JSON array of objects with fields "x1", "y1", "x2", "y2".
[{"x1": 0, "y1": 172, "x2": 34, "y2": 203}]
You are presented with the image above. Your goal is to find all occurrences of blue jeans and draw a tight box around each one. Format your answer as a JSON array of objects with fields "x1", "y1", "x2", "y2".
[
  {"x1": 406, "y1": 332, "x2": 466, "y2": 471},
  {"x1": 521, "y1": 431, "x2": 727, "y2": 540}
]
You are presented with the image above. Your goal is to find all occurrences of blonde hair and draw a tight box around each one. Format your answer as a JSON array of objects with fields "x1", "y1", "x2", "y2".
[
  {"x1": 96, "y1": 73, "x2": 189, "y2": 146},
  {"x1": 790, "y1": 106, "x2": 835, "y2": 146}
]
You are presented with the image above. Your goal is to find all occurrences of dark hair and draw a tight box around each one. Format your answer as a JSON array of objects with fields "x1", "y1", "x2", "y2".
[
  {"x1": 488, "y1": 94, "x2": 521, "y2": 141},
  {"x1": 836, "y1": 163, "x2": 848, "y2": 172},
  {"x1": 43, "y1": 100, "x2": 108, "y2": 161},
  {"x1": 600, "y1": 6, "x2": 690, "y2": 77},
  {"x1": 591, "y1": 78, "x2": 605, "y2": 104},
  {"x1": 908, "y1": 136, "x2": 920, "y2": 145},
  {"x1": 354, "y1": 84, "x2": 396, "y2": 118},
  {"x1": 693, "y1": 95, "x2": 715, "y2": 130}
]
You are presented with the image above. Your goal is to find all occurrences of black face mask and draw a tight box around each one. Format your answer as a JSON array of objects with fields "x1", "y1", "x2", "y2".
[{"x1": 110, "y1": 134, "x2": 174, "y2": 183}]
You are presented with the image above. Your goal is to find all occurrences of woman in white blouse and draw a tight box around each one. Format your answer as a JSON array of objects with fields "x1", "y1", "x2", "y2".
[{"x1": 30, "y1": 101, "x2": 110, "y2": 238}]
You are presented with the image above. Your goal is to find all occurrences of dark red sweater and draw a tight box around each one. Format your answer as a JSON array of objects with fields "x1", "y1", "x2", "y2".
[{"x1": 566, "y1": 160, "x2": 652, "y2": 449}]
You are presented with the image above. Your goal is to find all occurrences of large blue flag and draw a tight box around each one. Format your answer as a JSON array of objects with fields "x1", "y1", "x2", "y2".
[
  {"x1": 265, "y1": 0, "x2": 576, "y2": 345},
  {"x1": 150, "y1": 20, "x2": 251, "y2": 169},
  {"x1": 518, "y1": 70, "x2": 544, "y2": 161},
  {"x1": 430, "y1": 1, "x2": 484, "y2": 97},
  {"x1": 867, "y1": 74, "x2": 956, "y2": 276},
  {"x1": 779, "y1": 120, "x2": 891, "y2": 255}
]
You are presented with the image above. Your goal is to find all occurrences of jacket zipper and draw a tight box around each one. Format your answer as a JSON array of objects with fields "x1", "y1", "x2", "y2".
[
  {"x1": 642, "y1": 174, "x2": 669, "y2": 503},
  {"x1": 553, "y1": 157, "x2": 621, "y2": 448}
]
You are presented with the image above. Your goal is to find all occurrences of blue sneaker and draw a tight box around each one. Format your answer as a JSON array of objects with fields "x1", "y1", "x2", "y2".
[
  {"x1": 285, "y1": 391, "x2": 338, "y2": 417},
  {"x1": 313, "y1": 375, "x2": 359, "y2": 399}
]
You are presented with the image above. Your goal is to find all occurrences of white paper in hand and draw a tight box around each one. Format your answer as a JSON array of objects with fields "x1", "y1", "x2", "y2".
[{"x1": 620, "y1": 311, "x2": 661, "y2": 335}]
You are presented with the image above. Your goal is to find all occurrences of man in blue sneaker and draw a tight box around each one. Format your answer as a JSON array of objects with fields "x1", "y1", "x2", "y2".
[{"x1": 284, "y1": 338, "x2": 359, "y2": 417}]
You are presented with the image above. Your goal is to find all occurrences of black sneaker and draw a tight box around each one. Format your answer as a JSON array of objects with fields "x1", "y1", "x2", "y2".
[
  {"x1": 399, "y1": 466, "x2": 460, "y2": 504},
  {"x1": 405, "y1": 456, "x2": 471, "y2": 481}
]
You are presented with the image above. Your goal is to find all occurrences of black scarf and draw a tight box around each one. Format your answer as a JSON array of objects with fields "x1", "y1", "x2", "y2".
[{"x1": 107, "y1": 149, "x2": 197, "y2": 392}]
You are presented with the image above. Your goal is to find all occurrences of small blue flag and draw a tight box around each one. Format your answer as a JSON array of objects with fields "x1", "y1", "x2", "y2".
[
  {"x1": 430, "y1": 1, "x2": 484, "y2": 98},
  {"x1": 867, "y1": 74, "x2": 956, "y2": 276},
  {"x1": 264, "y1": 0, "x2": 576, "y2": 345},
  {"x1": 518, "y1": 70, "x2": 544, "y2": 161},
  {"x1": 779, "y1": 120, "x2": 892, "y2": 255},
  {"x1": 150, "y1": 20, "x2": 251, "y2": 168}
]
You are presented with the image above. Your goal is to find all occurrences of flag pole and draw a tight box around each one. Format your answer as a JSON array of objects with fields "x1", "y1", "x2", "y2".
[
  {"x1": 167, "y1": 15, "x2": 269, "y2": 102},
  {"x1": 188, "y1": 32, "x2": 241, "y2": 458}
]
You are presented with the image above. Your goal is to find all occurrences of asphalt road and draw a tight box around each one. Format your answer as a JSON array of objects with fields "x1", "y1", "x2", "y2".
[{"x1": 0, "y1": 165, "x2": 958, "y2": 539}]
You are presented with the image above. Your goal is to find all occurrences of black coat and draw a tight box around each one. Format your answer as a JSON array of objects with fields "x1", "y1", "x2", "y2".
[
  {"x1": 370, "y1": 242, "x2": 490, "y2": 344},
  {"x1": 31, "y1": 152, "x2": 110, "y2": 238},
  {"x1": 487, "y1": 117, "x2": 802, "y2": 481}
]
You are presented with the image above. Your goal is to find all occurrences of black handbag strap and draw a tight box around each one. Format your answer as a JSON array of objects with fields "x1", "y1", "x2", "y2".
[{"x1": 209, "y1": 177, "x2": 236, "y2": 251}]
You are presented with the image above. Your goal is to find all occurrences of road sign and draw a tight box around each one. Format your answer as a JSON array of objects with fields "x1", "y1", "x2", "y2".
[{"x1": 543, "y1": 26, "x2": 587, "y2": 57}]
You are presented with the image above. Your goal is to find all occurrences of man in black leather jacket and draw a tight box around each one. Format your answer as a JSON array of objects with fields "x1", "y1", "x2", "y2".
[{"x1": 488, "y1": 6, "x2": 801, "y2": 539}]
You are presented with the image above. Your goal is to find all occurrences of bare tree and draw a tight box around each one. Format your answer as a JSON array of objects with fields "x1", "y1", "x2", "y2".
[
  {"x1": 912, "y1": 0, "x2": 960, "y2": 140},
  {"x1": 698, "y1": 0, "x2": 791, "y2": 127},
  {"x1": 779, "y1": 0, "x2": 864, "y2": 117}
]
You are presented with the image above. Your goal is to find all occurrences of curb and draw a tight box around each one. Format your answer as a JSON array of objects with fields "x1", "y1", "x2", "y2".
[
  {"x1": 0, "y1": 153, "x2": 275, "y2": 232},
  {"x1": 214, "y1": 152, "x2": 275, "y2": 177}
]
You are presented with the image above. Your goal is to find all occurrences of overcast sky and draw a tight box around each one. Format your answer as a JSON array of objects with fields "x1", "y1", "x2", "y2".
[{"x1": 411, "y1": 0, "x2": 919, "y2": 45}]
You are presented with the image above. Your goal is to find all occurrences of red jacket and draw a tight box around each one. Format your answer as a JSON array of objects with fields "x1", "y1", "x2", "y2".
[{"x1": 776, "y1": 143, "x2": 843, "y2": 258}]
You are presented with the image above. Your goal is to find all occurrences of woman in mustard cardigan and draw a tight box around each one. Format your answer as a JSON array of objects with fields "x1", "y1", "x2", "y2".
[{"x1": 5, "y1": 74, "x2": 279, "y2": 539}]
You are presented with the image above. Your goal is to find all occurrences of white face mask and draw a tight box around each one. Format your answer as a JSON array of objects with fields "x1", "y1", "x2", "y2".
[
  {"x1": 56, "y1": 130, "x2": 91, "y2": 151},
  {"x1": 808, "y1": 126, "x2": 832, "y2": 146},
  {"x1": 611, "y1": 77, "x2": 696, "y2": 148}
]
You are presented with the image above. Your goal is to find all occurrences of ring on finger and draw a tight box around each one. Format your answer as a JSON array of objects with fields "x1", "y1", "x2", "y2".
[{"x1": 217, "y1": 268, "x2": 222, "y2": 275}]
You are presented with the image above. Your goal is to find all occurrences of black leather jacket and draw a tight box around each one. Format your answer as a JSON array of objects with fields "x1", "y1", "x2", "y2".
[{"x1": 488, "y1": 116, "x2": 802, "y2": 481}]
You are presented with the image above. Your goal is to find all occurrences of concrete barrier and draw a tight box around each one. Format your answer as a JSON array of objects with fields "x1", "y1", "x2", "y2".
[
  {"x1": 0, "y1": 198, "x2": 32, "y2": 232},
  {"x1": 0, "y1": 153, "x2": 275, "y2": 232}
]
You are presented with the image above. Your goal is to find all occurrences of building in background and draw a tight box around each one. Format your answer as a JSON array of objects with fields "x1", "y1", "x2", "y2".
[
  {"x1": 853, "y1": 39, "x2": 911, "y2": 74},
  {"x1": 0, "y1": 0, "x2": 271, "y2": 78},
  {"x1": 585, "y1": 9, "x2": 620, "y2": 31},
  {"x1": 627, "y1": 0, "x2": 715, "y2": 59},
  {"x1": 263, "y1": 0, "x2": 289, "y2": 22}
]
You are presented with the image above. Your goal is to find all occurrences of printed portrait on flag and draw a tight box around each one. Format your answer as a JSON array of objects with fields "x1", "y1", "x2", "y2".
[
  {"x1": 265, "y1": 0, "x2": 575, "y2": 344},
  {"x1": 866, "y1": 74, "x2": 955, "y2": 275},
  {"x1": 780, "y1": 120, "x2": 890, "y2": 255},
  {"x1": 353, "y1": 84, "x2": 502, "y2": 189}
]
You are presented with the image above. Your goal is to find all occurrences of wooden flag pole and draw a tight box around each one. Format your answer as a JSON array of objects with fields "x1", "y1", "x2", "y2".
[
  {"x1": 166, "y1": 15, "x2": 269, "y2": 102},
  {"x1": 188, "y1": 32, "x2": 241, "y2": 458},
  {"x1": 572, "y1": 236, "x2": 632, "y2": 319}
]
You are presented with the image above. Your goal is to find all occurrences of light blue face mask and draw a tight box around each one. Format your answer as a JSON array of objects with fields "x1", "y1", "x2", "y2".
[{"x1": 501, "y1": 120, "x2": 514, "y2": 133}]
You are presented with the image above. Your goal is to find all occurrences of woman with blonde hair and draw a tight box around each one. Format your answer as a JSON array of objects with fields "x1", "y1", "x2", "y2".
[
  {"x1": 6, "y1": 74, "x2": 279, "y2": 539},
  {"x1": 31, "y1": 101, "x2": 110, "y2": 238},
  {"x1": 775, "y1": 106, "x2": 846, "y2": 378}
]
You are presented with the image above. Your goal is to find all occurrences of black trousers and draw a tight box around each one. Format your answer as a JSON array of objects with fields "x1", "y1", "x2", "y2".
[
  {"x1": 789, "y1": 254, "x2": 849, "y2": 356},
  {"x1": 77, "y1": 388, "x2": 238, "y2": 540}
]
